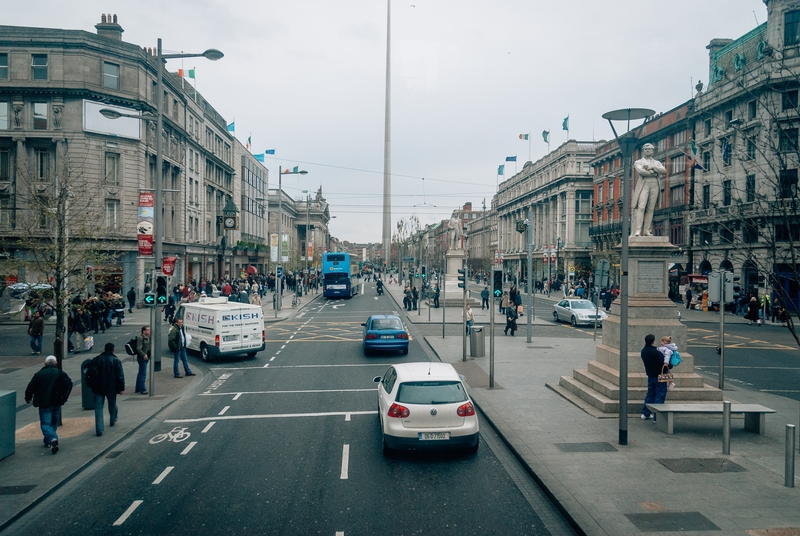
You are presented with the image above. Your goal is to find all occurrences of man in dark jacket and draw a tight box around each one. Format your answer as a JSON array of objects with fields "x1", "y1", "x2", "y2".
[
  {"x1": 640, "y1": 334, "x2": 671, "y2": 421},
  {"x1": 168, "y1": 318, "x2": 194, "y2": 378},
  {"x1": 28, "y1": 310, "x2": 45, "y2": 354},
  {"x1": 25, "y1": 355, "x2": 72, "y2": 453},
  {"x1": 88, "y1": 343, "x2": 125, "y2": 436},
  {"x1": 135, "y1": 326, "x2": 151, "y2": 395},
  {"x1": 480, "y1": 286, "x2": 489, "y2": 310},
  {"x1": 126, "y1": 287, "x2": 136, "y2": 313}
]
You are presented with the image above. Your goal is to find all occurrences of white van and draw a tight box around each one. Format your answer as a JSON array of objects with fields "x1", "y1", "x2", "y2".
[{"x1": 175, "y1": 296, "x2": 265, "y2": 361}]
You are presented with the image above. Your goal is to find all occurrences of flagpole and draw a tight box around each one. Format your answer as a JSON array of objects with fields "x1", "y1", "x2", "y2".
[{"x1": 528, "y1": 134, "x2": 531, "y2": 162}]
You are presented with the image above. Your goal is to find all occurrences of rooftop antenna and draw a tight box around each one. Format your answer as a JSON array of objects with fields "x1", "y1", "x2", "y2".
[
  {"x1": 753, "y1": 10, "x2": 759, "y2": 25},
  {"x1": 413, "y1": 177, "x2": 437, "y2": 207}
]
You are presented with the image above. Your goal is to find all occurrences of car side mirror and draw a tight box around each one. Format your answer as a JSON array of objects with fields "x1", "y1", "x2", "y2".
[
  {"x1": 459, "y1": 374, "x2": 466, "y2": 382},
  {"x1": 361, "y1": 323, "x2": 366, "y2": 327},
  {"x1": 373, "y1": 376, "x2": 382, "y2": 383}
]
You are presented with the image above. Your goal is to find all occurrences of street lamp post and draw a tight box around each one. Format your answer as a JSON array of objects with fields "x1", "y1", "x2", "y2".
[
  {"x1": 275, "y1": 165, "x2": 308, "y2": 315},
  {"x1": 100, "y1": 39, "x2": 221, "y2": 395},
  {"x1": 602, "y1": 107, "x2": 655, "y2": 446}
]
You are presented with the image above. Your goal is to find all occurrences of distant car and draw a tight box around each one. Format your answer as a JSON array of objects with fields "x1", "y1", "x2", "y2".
[
  {"x1": 552, "y1": 298, "x2": 608, "y2": 326},
  {"x1": 374, "y1": 362, "x2": 479, "y2": 454},
  {"x1": 362, "y1": 315, "x2": 409, "y2": 356}
]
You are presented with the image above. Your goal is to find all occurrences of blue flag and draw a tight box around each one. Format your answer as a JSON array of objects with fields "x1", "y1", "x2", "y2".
[
  {"x1": 498, "y1": 164, "x2": 505, "y2": 175},
  {"x1": 227, "y1": 122, "x2": 235, "y2": 132},
  {"x1": 254, "y1": 154, "x2": 264, "y2": 163},
  {"x1": 505, "y1": 156, "x2": 516, "y2": 162},
  {"x1": 562, "y1": 115, "x2": 569, "y2": 131},
  {"x1": 265, "y1": 149, "x2": 276, "y2": 155},
  {"x1": 542, "y1": 130, "x2": 550, "y2": 143}
]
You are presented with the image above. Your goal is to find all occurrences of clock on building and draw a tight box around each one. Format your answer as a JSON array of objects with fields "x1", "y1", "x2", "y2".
[{"x1": 224, "y1": 217, "x2": 237, "y2": 230}]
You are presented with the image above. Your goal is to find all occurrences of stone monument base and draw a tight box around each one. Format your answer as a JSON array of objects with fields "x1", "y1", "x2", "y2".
[{"x1": 442, "y1": 249, "x2": 477, "y2": 307}]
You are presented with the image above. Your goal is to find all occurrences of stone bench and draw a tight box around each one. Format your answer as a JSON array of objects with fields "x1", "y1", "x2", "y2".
[{"x1": 645, "y1": 403, "x2": 776, "y2": 435}]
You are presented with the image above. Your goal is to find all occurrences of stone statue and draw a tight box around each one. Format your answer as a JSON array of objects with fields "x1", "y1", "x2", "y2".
[
  {"x1": 448, "y1": 216, "x2": 462, "y2": 250},
  {"x1": 13, "y1": 104, "x2": 23, "y2": 129},
  {"x1": 53, "y1": 105, "x2": 63, "y2": 129},
  {"x1": 631, "y1": 143, "x2": 666, "y2": 237}
]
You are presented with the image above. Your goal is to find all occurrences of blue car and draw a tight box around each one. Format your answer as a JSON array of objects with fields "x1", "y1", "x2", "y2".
[{"x1": 362, "y1": 315, "x2": 409, "y2": 356}]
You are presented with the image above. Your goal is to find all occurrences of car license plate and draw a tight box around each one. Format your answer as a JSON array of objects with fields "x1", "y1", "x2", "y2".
[
  {"x1": 380, "y1": 335, "x2": 394, "y2": 339},
  {"x1": 223, "y1": 335, "x2": 238, "y2": 342},
  {"x1": 419, "y1": 432, "x2": 450, "y2": 441}
]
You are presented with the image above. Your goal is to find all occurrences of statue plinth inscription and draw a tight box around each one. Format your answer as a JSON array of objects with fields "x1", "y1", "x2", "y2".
[{"x1": 636, "y1": 260, "x2": 664, "y2": 295}]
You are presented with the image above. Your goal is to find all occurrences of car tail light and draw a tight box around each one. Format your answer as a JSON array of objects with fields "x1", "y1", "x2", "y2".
[
  {"x1": 365, "y1": 333, "x2": 378, "y2": 340},
  {"x1": 261, "y1": 330, "x2": 265, "y2": 343},
  {"x1": 397, "y1": 333, "x2": 408, "y2": 339},
  {"x1": 457, "y1": 402, "x2": 475, "y2": 417},
  {"x1": 215, "y1": 334, "x2": 220, "y2": 347},
  {"x1": 387, "y1": 403, "x2": 410, "y2": 419}
]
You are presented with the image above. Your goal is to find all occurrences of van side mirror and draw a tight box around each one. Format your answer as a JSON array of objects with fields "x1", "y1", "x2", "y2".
[{"x1": 373, "y1": 376, "x2": 381, "y2": 383}]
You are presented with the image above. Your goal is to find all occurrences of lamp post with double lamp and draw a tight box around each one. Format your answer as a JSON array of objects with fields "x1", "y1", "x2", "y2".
[
  {"x1": 100, "y1": 39, "x2": 222, "y2": 396},
  {"x1": 602, "y1": 107, "x2": 655, "y2": 446},
  {"x1": 275, "y1": 166, "x2": 308, "y2": 315}
]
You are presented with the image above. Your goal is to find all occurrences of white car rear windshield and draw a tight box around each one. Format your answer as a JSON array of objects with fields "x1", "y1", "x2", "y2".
[{"x1": 396, "y1": 381, "x2": 467, "y2": 404}]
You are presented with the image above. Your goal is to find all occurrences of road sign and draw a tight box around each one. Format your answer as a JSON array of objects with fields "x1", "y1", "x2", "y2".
[
  {"x1": 277, "y1": 266, "x2": 283, "y2": 278},
  {"x1": 402, "y1": 257, "x2": 414, "y2": 263}
]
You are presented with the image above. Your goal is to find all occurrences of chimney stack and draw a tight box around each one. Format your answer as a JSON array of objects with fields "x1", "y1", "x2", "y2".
[{"x1": 95, "y1": 13, "x2": 124, "y2": 41}]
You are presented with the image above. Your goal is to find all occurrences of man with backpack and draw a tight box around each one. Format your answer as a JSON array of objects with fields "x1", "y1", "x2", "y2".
[
  {"x1": 25, "y1": 355, "x2": 72, "y2": 454},
  {"x1": 86, "y1": 343, "x2": 125, "y2": 437},
  {"x1": 134, "y1": 326, "x2": 150, "y2": 395}
]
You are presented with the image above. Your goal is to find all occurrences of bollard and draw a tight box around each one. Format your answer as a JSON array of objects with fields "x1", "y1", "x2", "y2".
[
  {"x1": 786, "y1": 424, "x2": 796, "y2": 488},
  {"x1": 722, "y1": 401, "x2": 731, "y2": 455}
]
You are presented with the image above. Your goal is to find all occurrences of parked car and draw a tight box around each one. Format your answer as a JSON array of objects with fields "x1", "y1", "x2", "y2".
[
  {"x1": 362, "y1": 315, "x2": 409, "y2": 356},
  {"x1": 374, "y1": 362, "x2": 479, "y2": 454},
  {"x1": 552, "y1": 298, "x2": 608, "y2": 326}
]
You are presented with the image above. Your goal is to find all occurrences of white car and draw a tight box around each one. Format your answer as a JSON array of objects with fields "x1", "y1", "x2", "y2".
[
  {"x1": 552, "y1": 298, "x2": 608, "y2": 326},
  {"x1": 373, "y1": 362, "x2": 479, "y2": 454}
]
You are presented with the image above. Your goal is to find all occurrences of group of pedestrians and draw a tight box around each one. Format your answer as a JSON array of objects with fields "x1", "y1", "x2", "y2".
[{"x1": 402, "y1": 286, "x2": 419, "y2": 311}]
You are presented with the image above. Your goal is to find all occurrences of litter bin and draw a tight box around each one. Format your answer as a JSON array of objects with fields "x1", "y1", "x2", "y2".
[
  {"x1": 469, "y1": 326, "x2": 485, "y2": 358},
  {"x1": 81, "y1": 359, "x2": 95, "y2": 410}
]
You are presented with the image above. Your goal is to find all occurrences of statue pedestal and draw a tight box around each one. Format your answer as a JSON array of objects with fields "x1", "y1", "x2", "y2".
[
  {"x1": 551, "y1": 236, "x2": 722, "y2": 414},
  {"x1": 442, "y1": 249, "x2": 476, "y2": 307}
]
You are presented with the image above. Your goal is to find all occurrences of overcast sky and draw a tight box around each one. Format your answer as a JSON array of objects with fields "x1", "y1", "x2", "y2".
[{"x1": 7, "y1": 0, "x2": 767, "y2": 243}]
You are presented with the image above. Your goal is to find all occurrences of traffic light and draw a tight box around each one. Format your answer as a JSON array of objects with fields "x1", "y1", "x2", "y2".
[
  {"x1": 421, "y1": 266, "x2": 426, "y2": 278},
  {"x1": 493, "y1": 270, "x2": 503, "y2": 297},
  {"x1": 143, "y1": 292, "x2": 156, "y2": 307},
  {"x1": 85, "y1": 265, "x2": 93, "y2": 281},
  {"x1": 414, "y1": 272, "x2": 419, "y2": 279},
  {"x1": 156, "y1": 276, "x2": 168, "y2": 306},
  {"x1": 457, "y1": 268, "x2": 466, "y2": 289}
]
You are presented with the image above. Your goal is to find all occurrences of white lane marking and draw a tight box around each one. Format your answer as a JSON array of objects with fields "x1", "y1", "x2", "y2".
[
  {"x1": 269, "y1": 356, "x2": 276, "y2": 362},
  {"x1": 289, "y1": 335, "x2": 294, "y2": 339},
  {"x1": 345, "y1": 413, "x2": 351, "y2": 421},
  {"x1": 165, "y1": 410, "x2": 379, "y2": 424},
  {"x1": 201, "y1": 388, "x2": 376, "y2": 397},
  {"x1": 218, "y1": 406, "x2": 230, "y2": 415},
  {"x1": 262, "y1": 363, "x2": 270, "y2": 368},
  {"x1": 202, "y1": 373, "x2": 232, "y2": 395},
  {"x1": 216, "y1": 363, "x2": 392, "y2": 371},
  {"x1": 113, "y1": 500, "x2": 143, "y2": 526},
  {"x1": 361, "y1": 284, "x2": 365, "y2": 295},
  {"x1": 336, "y1": 532, "x2": 344, "y2": 536},
  {"x1": 340, "y1": 444, "x2": 350, "y2": 480},
  {"x1": 276, "y1": 350, "x2": 281, "y2": 355},
  {"x1": 201, "y1": 422, "x2": 215, "y2": 434},
  {"x1": 152, "y1": 467, "x2": 174, "y2": 485},
  {"x1": 180, "y1": 441, "x2": 197, "y2": 455},
  {"x1": 232, "y1": 393, "x2": 242, "y2": 401},
  {"x1": 281, "y1": 345, "x2": 286, "y2": 349}
]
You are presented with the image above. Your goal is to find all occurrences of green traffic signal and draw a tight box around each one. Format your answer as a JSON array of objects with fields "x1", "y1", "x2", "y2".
[
  {"x1": 494, "y1": 289, "x2": 502, "y2": 297},
  {"x1": 143, "y1": 292, "x2": 156, "y2": 306}
]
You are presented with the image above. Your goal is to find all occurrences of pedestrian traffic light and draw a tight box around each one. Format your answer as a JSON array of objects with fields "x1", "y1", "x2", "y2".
[
  {"x1": 85, "y1": 265, "x2": 93, "y2": 281},
  {"x1": 493, "y1": 270, "x2": 503, "y2": 297},
  {"x1": 414, "y1": 272, "x2": 419, "y2": 279},
  {"x1": 143, "y1": 292, "x2": 156, "y2": 307},
  {"x1": 156, "y1": 276, "x2": 168, "y2": 305},
  {"x1": 421, "y1": 266, "x2": 426, "y2": 278},
  {"x1": 457, "y1": 268, "x2": 466, "y2": 289}
]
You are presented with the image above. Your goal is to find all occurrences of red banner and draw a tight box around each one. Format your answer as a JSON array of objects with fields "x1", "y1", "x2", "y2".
[
  {"x1": 138, "y1": 234, "x2": 153, "y2": 256},
  {"x1": 138, "y1": 192, "x2": 154, "y2": 207},
  {"x1": 162, "y1": 257, "x2": 177, "y2": 276}
]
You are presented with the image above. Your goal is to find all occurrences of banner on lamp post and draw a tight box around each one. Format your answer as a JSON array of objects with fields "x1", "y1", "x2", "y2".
[
  {"x1": 270, "y1": 234, "x2": 278, "y2": 262},
  {"x1": 137, "y1": 192, "x2": 154, "y2": 257},
  {"x1": 162, "y1": 257, "x2": 177, "y2": 276},
  {"x1": 138, "y1": 234, "x2": 153, "y2": 256},
  {"x1": 281, "y1": 233, "x2": 288, "y2": 263}
]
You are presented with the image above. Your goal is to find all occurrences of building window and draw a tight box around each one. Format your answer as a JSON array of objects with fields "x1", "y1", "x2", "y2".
[
  {"x1": 671, "y1": 154, "x2": 686, "y2": 174},
  {"x1": 608, "y1": 181, "x2": 614, "y2": 201},
  {"x1": 597, "y1": 184, "x2": 603, "y2": 205},
  {"x1": 777, "y1": 223, "x2": 800, "y2": 241},
  {"x1": 34, "y1": 149, "x2": 49, "y2": 181},
  {"x1": 103, "y1": 62, "x2": 120, "y2": 89},
  {"x1": 723, "y1": 180, "x2": 731, "y2": 206},
  {"x1": 780, "y1": 128, "x2": 799, "y2": 152},
  {"x1": 36, "y1": 200, "x2": 49, "y2": 229},
  {"x1": 670, "y1": 184, "x2": 684, "y2": 207},
  {"x1": 748, "y1": 100, "x2": 757, "y2": 120},
  {"x1": 780, "y1": 169, "x2": 798, "y2": 199},
  {"x1": 702, "y1": 184, "x2": 710, "y2": 209},
  {"x1": 105, "y1": 153, "x2": 119, "y2": 185},
  {"x1": 743, "y1": 221, "x2": 759, "y2": 243},
  {"x1": 31, "y1": 54, "x2": 48, "y2": 80},
  {"x1": 0, "y1": 149, "x2": 9, "y2": 180},
  {"x1": 173, "y1": 98, "x2": 178, "y2": 120},
  {"x1": 656, "y1": 138, "x2": 666, "y2": 153},
  {"x1": 0, "y1": 196, "x2": 10, "y2": 228},
  {"x1": 105, "y1": 199, "x2": 120, "y2": 229},
  {"x1": 703, "y1": 151, "x2": 710, "y2": 172},
  {"x1": 785, "y1": 10, "x2": 800, "y2": 46},
  {"x1": 0, "y1": 53, "x2": 7, "y2": 80},
  {"x1": 746, "y1": 174, "x2": 756, "y2": 202},
  {"x1": 724, "y1": 109, "x2": 733, "y2": 125},
  {"x1": 746, "y1": 137, "x2": 757, "y2": 160},
  {"x1": 699, "y1": 230, "x2": 712, "y2": 246},
  {"x1": 720, "y1": 227, "x2": 734, "y2": 244},
  {"x1": 673, "y1": 130, "x2": 686, "y2": 146},
  {"x1": 704, "y1": 119, "x2": 712, "y2": 137},
  {"x1": 783, "y1": 89, "x2": 798, "y2": 111},
  {"x1": 0, "y1": 102, "x2": 7, "y2": 130},
  {"x1": 670, "y1": 220, "x2": 683, "y2": 245},
  {"x1": 32, "y1": 102, "x2": 47, "y2": 130}
]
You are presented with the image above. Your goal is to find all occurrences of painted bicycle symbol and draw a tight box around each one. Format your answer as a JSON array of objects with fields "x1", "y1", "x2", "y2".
[{"x1": 149, "y1": 426, "x2": 191, "y2": 444}]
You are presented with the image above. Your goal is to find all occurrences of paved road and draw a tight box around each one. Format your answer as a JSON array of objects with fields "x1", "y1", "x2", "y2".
[{"x1": 6, "y1": 290, "x2": 571, "y2": 535}]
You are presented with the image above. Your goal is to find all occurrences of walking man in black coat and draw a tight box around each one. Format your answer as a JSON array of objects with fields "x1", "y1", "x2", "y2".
[
  {"x1": 87, "y1": 343, "x2": 125, "y2": 436},
  {"x1": 25, "y1": 355, "x2": 72, "y2": 453}
]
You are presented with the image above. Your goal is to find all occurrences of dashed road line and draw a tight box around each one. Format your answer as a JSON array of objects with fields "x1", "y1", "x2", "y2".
[
  {"x1": 340, "y1": 444, "x2": 350, "y2": 479},
  {"x1": 218, "y1": 406, "x2": 230, "y2": 415},
  {"x1": 152, "y1": 467, "x2": 174, "y2": 485},
  {"x1": 165, "y1": 410, "x2": 378, "y2": 423},
  {"x1": 180, "y1": 441, "x2": 197, "y2": 455},
  {"x1": 200, "y1": 388, "x2": 376, "y2": 397},
  {"x1": 201, "y1": 422, "x2": 215, "y2": 433},
  {"x1": 232, "y1": 393, "x2": 242, "y2": 400},
  {"x1": 113, "y1": 500, "x2": 143, "y2": 526}
]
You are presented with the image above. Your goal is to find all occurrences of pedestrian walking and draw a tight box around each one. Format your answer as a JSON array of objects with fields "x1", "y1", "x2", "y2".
[
  {"x1": 480, "y1": 286, "x2": 489, "y2": 310},
  {"x1": 640, "y1": 334, "x2": 672, "y2": 421},
  {"x1": 87, "y1": 343, "x2": 124, "y2": 437},
  {"x1": 168, "y1": 318, "x2": 195, "y2": 378},
  {"x1": 500, "y1": 291, "x2": 509, "y2": 314},
  {"x1": 24, "y1": 355, "x2": 72, "y2": 453},
  {"x1": 504, "y1": 305, "x2": 518, "y2": 336},
  {"x1": 28, "y1": 310, "x2": 45, "y2": 355},
  {"x1": 433, "y1": 285, "x2": 440, "y2": 308},
  {"x1": 126, "y1": 287, "x2": 136, "y2": 313},
  {"x1": 745, "y1": 296, "x2": 761, "y2": 325},
  {"x1": 74, "y1": 307, "x2": 91, "y2": 354},
  {"x1": 514, "y1": 289, "x2": 523, "y2": 317},
  {"x1": 685, "y1": 287, "x2": 692, "y2": 310},
  {"x1": 135, "y1": 326, "x2": 151, "y2": 395},
  {"x1": 412, "y1": 286, "x2": 419, "y2": 310},
  {"x1": 465, "y1": 304, "x2": 475, "y2": 335}
]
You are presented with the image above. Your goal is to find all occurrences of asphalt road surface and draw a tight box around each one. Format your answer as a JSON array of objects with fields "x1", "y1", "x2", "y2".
[{"x1": 7, "y1": 291, "x2": 573, "y2": 536}]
